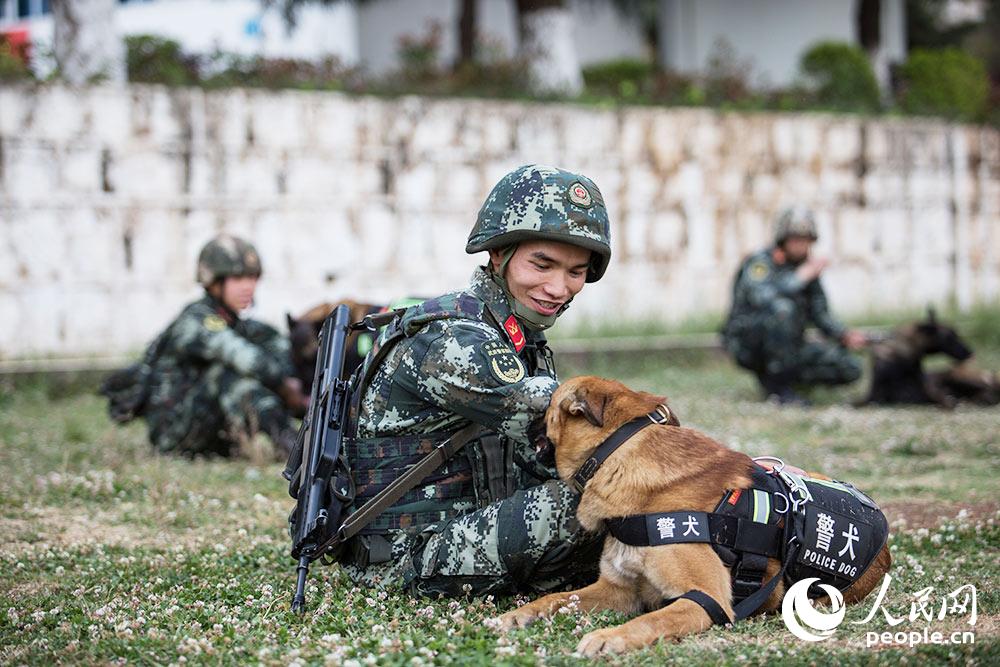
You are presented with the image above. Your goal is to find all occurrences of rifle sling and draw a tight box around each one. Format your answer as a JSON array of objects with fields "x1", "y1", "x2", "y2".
[{"x1": 332, "y1": 422, "x2": 484, "y2": 546}]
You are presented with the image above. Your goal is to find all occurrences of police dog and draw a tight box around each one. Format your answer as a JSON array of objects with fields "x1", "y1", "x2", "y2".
[
  {"x1": 286, "y1": 300, "x2": 381, "y2": 387},
  {"x1": 497, "y1": 376, "x2": 891, "y2": 655},
  {"x1": 860, "y1": 311, "x2": 980, "y2": 407}
]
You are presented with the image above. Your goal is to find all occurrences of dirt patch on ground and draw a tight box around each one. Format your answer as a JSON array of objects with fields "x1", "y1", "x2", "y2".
[{"x1": 881, "y1": 500, "x2": 999, "y2": 530}]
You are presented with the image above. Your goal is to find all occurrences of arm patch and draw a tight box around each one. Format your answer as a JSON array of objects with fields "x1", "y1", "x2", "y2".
[
  {"x1": 202, "y1": 314, "x2": 228, "y2": 332},
  {"x1": 749, "y1": 261, "x2": 770, "y2": 281},
  {"x1": 484, "y1": 340, "x2": 526, "y2": 384}
]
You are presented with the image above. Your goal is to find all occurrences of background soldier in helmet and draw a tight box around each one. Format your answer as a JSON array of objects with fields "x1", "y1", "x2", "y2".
[
  {"x1": 337, "y1": 164, "x2": 611, "y2": 596},
  {"x1": 127, "y1": 234, "x2": 307, "y2": 457},
  {"x1": 722, "y1": 207, "x2": 867, "y2": 405}
]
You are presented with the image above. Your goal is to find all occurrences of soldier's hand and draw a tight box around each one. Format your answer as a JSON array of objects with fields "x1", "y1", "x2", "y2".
[
  {"x1": 841, "y1": 329, "x2": 868, "y2": 350},
  {"x1": 279, "y1": 377, "x2": 310, "y2": 418},
  {"x1": 796, "y1": 256, "x2": 828, "y2": 283}
]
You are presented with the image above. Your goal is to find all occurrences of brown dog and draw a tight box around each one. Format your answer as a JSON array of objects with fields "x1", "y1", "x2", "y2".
[{"x1": 497, "y1": 376, "x2": 891, "y2": 655}]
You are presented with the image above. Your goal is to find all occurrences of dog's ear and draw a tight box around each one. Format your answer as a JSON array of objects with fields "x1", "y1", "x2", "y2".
[
  {"x1": 653, "y1": 396, "x2": 681, "y2": 426},
  {"x1": 659, "y1": 399, "x2": 681, "y2": 427},
  {"x1": 926, "y1": 305, "x2": 937, "y2": 325},
  {"x1": 286, "y1": 313, "x2": 297, "y2": 331},
  {"x1": 560, "y1": 387, "x2": 606, "y2": 428}
]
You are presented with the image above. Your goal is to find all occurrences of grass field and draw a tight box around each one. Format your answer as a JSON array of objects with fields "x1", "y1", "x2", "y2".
[{"x1": 1, "y1": 340, "x2": 998, "y2": 665}]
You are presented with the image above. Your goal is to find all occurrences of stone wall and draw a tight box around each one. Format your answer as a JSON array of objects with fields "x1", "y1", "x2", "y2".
[{"x1": 1, "y1": 84, "x2": 998, "y2": 359}]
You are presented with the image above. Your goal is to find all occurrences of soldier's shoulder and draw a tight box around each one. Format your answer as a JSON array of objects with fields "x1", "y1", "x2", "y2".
[
  {"x1": 174, "y1": 298, "x2": 230, "y2": 334},
  {"x1": 401, "y1": 289, "x2": 487, "y2": 335},
  {"x1": 740, "y1": 249, "x2": 775, "y2": 281}
]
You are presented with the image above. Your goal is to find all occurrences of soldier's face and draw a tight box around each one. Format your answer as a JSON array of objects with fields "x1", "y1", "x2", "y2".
[
  {"x1": 492, "y1": 241, "x2": 590, "y2": 317},
  {"x1": 782, "y1": 236, "x2": 813, "y2": 265},
  {"x1": 221, "y1": 275, "x2": 259, "y2": 312}
]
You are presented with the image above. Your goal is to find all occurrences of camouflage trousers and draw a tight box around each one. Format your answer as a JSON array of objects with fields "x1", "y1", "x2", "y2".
[
  {"x1": 725, "y1": 304, "x2": 862, "y2": 388},
  {"x1": 147, "y1": 363, "x2": 292, "y2": 457},
  {"x1": 339, "y1": 480, "x2": 603, "y2": 597}
]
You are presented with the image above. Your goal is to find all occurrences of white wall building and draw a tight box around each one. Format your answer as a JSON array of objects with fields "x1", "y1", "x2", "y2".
[
  {"x1": 658, "y1": 0, "x2": 907, "y2": 89},
  {"x1": 3, "y1": 0, "x2": 905, "y2": 85}
]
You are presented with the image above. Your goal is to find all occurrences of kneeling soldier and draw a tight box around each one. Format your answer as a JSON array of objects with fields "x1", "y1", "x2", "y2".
[{"x1": 110, "y1": 235, "x2": 307, "y2": 457}]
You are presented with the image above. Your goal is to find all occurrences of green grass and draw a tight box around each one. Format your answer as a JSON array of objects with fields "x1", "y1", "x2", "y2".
[{"x1": 1, "y1": 347, "x2": 998, "y2": 664}]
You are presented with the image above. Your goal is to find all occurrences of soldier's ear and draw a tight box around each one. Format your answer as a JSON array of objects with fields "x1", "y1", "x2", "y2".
[{"x1": 560, "y1": 387, "x2": 606, "y2": 428}]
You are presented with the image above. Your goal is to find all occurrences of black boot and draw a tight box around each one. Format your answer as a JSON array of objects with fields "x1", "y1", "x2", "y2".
[{"x1": 757, "y1": 371, "x2": 811, "y2": 407}]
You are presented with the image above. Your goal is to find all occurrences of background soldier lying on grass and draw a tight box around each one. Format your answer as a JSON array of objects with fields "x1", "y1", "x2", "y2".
[
  {"x1": 101, "y1": 234, "x2": 308, "y2": 458},
  {"x1": 722, "y1": 207, "x2": 868, "y2": 405}
]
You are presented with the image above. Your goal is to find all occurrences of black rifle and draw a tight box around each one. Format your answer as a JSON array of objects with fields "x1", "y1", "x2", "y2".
[
  {"x1": 287, "y1": 304, "x2": 355, "y2": 613},
  {"x1": 284, "y1": 304, "x2": 485, "y2": 612}
]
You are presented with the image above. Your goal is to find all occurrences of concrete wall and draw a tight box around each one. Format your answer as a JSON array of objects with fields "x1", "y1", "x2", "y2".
[{"x1": 1, "y1": 84, "x2": 998, "y2": 360}]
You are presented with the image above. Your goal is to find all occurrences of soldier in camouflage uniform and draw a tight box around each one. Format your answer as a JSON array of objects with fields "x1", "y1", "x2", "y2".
[
  {"x1": 139, "y1": 235, "x2": 307, "y2": 457},
  {"x1": 338, "y1": 165, "x2": 612, "y2": 597},
  {"x1": 722, "y1": 207, "x2": 867, "y2": 405}
]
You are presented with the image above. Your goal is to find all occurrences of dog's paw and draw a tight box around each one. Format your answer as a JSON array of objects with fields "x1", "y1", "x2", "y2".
[
  {"x1": 494, "y1": 607, "x2": 544, "y2": 632},
  {"x1": 576, "y1": 628, "x2": 632, "y2": 656}
]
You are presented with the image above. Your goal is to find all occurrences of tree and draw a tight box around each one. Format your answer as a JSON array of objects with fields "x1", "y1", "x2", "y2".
[
  {"x1": 515, "y1": 0, "x2": 582, "y2": 95},
  {"x1": 51, "y1": 0, "x2": 125, "y2": 84}
]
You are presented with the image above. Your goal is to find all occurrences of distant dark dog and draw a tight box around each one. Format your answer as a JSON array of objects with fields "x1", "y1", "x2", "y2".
[
  {"x1": 286, "y1": 301, "x2": 383, "y2": 388},
  {"x1": 859, "y1": 310, "x2": 995, "y2": 407}
]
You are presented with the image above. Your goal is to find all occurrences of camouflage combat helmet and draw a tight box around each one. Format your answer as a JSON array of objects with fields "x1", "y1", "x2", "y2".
[
  {"x1": 774, "y1": 206, "x2": 819, "y2": 245},
  {"x1": 196, "y1": 234, "x2": 262, "y2": 286},
  {"x1": 467, "y1": 164, "x2": 612, "y2": 282}
]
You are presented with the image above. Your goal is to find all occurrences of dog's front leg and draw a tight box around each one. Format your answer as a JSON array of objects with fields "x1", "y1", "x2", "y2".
[
  {"x1": 496, "y1": 576, "x2": 638, "y2": 631},
  {"x1": 576, "y1": 594, "x2": 723, "y2": 656}
]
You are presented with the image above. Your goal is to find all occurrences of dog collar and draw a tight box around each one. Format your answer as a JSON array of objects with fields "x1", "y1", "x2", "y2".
[{"x1": 571, "y1": 405, "x2": 675, "y2": 493}]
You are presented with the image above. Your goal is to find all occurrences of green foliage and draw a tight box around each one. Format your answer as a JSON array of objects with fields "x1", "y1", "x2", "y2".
[
  {"x1": 898, "y1": 48, "x2": 990, "y2": 121},
  {"x1": 125, "y1": 35, "x2": 198, "y2": 86},
  {"x1": 800, "y1": 41, "x2": 881, "y2": 112},
  {"x1": 582, "y1": 58, "x2": 655, "y2": 99},
  {"x1": 396, "y1": 21, "x2": 443, "y2": 80}
]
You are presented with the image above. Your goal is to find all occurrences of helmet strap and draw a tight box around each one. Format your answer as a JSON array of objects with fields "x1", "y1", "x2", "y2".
[{"x1": 488, "y1": 244, "x2": 569, "y2": 332}]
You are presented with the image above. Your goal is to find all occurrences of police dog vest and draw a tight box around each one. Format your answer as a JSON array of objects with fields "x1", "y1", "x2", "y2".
[{"x1": 606, "y1": 465, "x2": 888, "y2": 600}]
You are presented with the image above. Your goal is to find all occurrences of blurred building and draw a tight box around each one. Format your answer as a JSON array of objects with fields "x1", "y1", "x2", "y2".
[
  {"x1": 2, "y1": 0, "x2": 908, "y2": 88},
  {"x1": 658, "y1": 0, "x2": 906, "y2": 89}
]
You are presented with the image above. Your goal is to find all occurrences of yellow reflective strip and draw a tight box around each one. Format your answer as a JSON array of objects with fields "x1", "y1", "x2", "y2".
[{"x1": 752, "y1": 490, "x2": 770, "y2": 523}]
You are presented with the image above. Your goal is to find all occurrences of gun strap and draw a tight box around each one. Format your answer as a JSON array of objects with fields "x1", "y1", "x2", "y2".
[{"x1": 334, "y1": 422, "x2": 484, "y2": 544}]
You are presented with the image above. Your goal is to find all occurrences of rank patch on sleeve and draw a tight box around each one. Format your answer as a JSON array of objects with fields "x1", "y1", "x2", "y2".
[
  {"x1": 749, "y1": 261, "x2": 770, "y2": 281},
  {"x1": 503, "y1": 315, "x2": 526, "y2": 352},
  {"x1": 484, "y1": 341, "x2": 526, "y2": 384},
  {"x1": 203, "y1": 314, "x2": 227, "y2": 332}
]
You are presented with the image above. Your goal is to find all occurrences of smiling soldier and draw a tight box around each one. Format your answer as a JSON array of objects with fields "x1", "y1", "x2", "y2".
[{"x1": 337, "y1": 164, "x2": 612, "y2": 596}]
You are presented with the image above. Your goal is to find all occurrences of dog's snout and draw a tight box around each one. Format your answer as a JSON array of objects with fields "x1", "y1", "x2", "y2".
[{"x1": 536, "y1": 436, "x2": 556, "y2": 467}]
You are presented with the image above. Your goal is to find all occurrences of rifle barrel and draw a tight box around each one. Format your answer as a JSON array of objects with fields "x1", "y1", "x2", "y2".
[{"x1": 292, "y1": 554, "x2": 311, "y2": 613}]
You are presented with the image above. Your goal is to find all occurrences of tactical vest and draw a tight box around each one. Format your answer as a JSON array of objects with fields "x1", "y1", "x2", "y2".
[
  {"x1": 607, "y1": 465, "x2": 889, "y2": 605},
  {"x1": 343, "y1": 292, "x2": 555, "y2": 538}
]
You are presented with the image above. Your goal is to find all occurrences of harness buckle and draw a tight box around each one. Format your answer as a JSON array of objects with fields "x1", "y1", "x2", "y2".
[
  {"x1": 752, "y1": 455, "x2": 785, "y2": 473},
  {"x1": 648, "y1": 404, "x2": 672, "y2": 425}
]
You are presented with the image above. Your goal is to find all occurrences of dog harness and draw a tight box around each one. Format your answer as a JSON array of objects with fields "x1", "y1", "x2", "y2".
[{"x1": 573, "y1": 411, "x2": 889, "y2": 626}]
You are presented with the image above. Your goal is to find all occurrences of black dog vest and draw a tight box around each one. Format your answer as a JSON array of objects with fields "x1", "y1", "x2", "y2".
[{"x1": 575, "y1": 409, "x2": 889, "y2": 624}]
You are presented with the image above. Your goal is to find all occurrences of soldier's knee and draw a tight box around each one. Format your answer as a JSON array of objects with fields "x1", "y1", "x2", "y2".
[
  {"x1": 839, "y1": 356, "x2": 863, "y2": 383},
  {"x1": 767, "y1": 297, "x2": 797, "y2": 320}
]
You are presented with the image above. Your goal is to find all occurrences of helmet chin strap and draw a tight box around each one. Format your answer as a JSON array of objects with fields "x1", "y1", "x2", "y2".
[{"x1": 489, "y1": 245, "x2": 571, "y2": 332}]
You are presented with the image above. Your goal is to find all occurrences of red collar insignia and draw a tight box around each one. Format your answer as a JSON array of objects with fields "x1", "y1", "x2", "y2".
[{"x1": 503, "y1": 315, "x2": 526, "y2": 352}]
